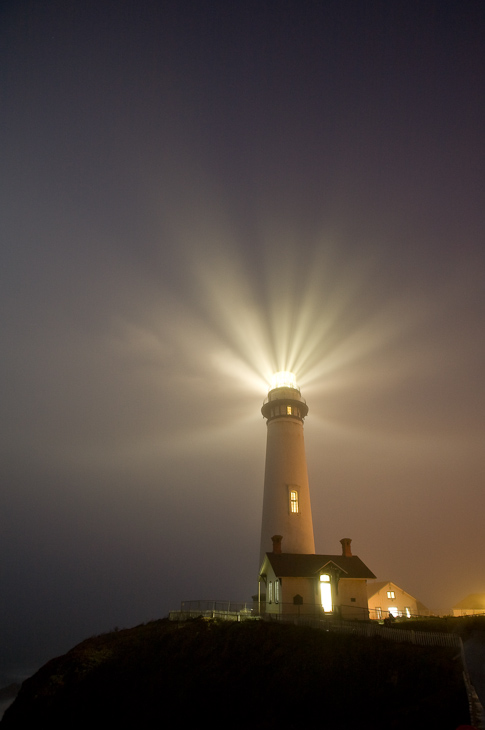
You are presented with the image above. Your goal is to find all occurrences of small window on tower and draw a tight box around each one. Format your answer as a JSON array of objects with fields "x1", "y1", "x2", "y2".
[
  {"x1": 286, "y1": 405, "x2": 292, "y2": 415},
  {"x1": 289, "y1": 489, "x2": 299, "y2": 513}
]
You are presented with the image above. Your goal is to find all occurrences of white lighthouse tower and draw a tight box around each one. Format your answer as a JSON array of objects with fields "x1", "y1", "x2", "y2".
[{"x1": 259, "y1": 372, "x2": 315, "y2": 565}]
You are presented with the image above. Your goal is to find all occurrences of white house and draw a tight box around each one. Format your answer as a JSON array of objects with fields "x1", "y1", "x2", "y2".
[
  {"x1": 367, "y1": 581, "x2": 428, "y2": 619},
  {"x1": 258, "y1": 536, "x2": 375, "y2": 620}
]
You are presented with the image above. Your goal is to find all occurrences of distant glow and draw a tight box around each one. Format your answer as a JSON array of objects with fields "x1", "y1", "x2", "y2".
[{"x1": 271, "y1": 371, "x2": 297, "y2": 390}]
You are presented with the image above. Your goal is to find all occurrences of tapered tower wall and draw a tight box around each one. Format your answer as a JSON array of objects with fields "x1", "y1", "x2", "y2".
[{"x1": 259, "y1": 382, "x2": 315, "y2": 565}]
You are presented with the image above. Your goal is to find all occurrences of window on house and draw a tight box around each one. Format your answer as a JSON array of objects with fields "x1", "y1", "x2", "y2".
[
  {"x1": 388, "y1": 607, "x2": 398, "y2": 617},
  {"x1": 320, "y1": 574, "x2": 332, "y2": 612},
  {"x1": 268, "y1": 581, "x2": 273, "y2": 603},
  {"x1": 405, "y1": 607, "x2": 411, "y2": 618},
  {"x1": 387, "y1": 590, "x2": 395, "y2": 599},
  {"x1": 274, "y1": 580, "x2": 280, "y2": 604},
  {"x1": 289, "y1": 489, "x2": 299, "y2": 513},
  {"x1": 376, "y1": 607, "x2": 382, "y2": 619}
]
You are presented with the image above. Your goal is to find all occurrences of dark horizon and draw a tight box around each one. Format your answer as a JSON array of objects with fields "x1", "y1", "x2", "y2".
[{"x1": 1, "y1": 0, "x2": 484, "y2": 682}]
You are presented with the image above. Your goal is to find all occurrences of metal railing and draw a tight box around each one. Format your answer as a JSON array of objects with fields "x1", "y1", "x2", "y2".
[{"x1": 169, "y1": 600, "x2": 254, "y2": 622}]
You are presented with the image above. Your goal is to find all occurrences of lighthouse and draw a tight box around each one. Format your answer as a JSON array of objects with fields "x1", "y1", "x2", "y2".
[
  {"x1": 256, "y1": 372, "x2": 375, "y2": 619},
  {"x1": 259, "y1": 371, "x2": 315, "y2": 565}
]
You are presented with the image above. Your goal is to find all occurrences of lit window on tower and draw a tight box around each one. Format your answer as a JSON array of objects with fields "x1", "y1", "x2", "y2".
[
  {"x1": 286, "y1": 405, "x2": 292, "y2": 415},
  {"x1": 289, "y1": 489, "x2": 299, "y2": 513}
]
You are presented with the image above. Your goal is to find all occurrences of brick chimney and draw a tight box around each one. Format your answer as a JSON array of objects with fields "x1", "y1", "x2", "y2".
[
  {"x1": 340, "y1": 538, "x2": 352, "y2": 557},
  {"x1": 271, "y1": 535, "x2": 283, "y2": 554}
]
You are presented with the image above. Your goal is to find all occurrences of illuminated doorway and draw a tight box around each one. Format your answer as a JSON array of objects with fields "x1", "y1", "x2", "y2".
[{"x1": 320, "y1": 574, "x2": 332, "y2": 612}]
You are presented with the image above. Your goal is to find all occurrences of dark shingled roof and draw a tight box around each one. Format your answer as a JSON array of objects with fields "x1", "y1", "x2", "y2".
[{"x1": 264, "y1": 553, "x2": 376, "y2": 580}]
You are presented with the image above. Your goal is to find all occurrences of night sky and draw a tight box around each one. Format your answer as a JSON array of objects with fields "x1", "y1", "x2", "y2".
[{"x1": 1, "y1": 0, "x2": 485, "y2": 683}]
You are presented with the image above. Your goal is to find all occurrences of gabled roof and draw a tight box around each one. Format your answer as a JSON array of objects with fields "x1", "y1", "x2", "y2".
[
  {"x1": 367, "y1": 581, "x2": 417, "y2": 601},
  {"x1": 453, "y1": 593, "x2": 485, "y2": 610},
  {"x1": 367, "y1": 581, "x2": 391, "y2": 598},
  {"x1": 263, "y1": 553, "x2": 376, "y2": 580}
]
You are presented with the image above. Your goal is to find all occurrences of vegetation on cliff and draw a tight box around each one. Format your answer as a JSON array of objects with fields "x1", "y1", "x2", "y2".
[{"x1": 1, "y1": 618, "x2": 470, "y2": 728}]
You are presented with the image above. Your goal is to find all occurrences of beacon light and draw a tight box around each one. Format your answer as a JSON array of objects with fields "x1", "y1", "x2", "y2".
[{"x1": 270, "y1": 371, "x2": 297, "y2": 390}]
